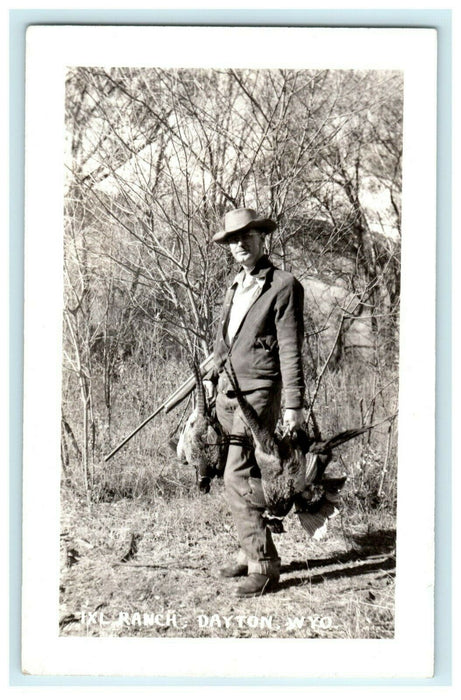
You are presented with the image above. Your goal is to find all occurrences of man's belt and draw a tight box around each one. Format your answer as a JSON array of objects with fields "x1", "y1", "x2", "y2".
[
  {"x1": 218, "y1": 372, "x2": 248, "y2": 398},
  {"x1": 217, "y1": 372, "x2": 277, "y2": 398}
]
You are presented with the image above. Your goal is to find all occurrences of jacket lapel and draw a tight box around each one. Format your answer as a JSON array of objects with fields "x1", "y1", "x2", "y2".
[{"x1": 220, "y1": 285, "x2": 237, "y2": 348}]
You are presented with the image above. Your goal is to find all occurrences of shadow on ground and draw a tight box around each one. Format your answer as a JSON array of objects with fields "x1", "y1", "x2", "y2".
[{"x1": 277, "y1": 528, "x2": 396, "y2": 592}]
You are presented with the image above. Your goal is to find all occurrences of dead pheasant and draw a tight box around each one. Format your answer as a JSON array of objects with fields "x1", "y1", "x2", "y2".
[
  {"x1": 177, "y1": 361, "x2": 225, "y2": 493},
  {"x1": 294, "y1": 418, "x2": 397, "y2": 536},
  {"x1": 224, "y1": 361, "x2": 395, "y2": 535},
  {"x1": 224, "y1": 362, "x2": 307, "y2": 517}
]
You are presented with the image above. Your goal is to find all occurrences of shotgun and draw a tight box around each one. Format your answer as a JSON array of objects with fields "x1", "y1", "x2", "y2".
[{"x1": 104, "y1": 353, "x2": 215, "y2": 462}]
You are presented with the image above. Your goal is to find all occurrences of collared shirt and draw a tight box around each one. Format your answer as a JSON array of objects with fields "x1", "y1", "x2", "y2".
[
  {"x1": 212, "y1": 255, "x2": 305, "y2": 408},
  {"x1": 224, "y1": 268, "x2": 265, "y2": 345}
]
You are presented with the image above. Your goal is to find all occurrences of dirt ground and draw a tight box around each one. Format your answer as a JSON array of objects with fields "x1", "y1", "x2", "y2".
[{"x1": 59, "y1": 480, "x2": 395, "y2": 640}]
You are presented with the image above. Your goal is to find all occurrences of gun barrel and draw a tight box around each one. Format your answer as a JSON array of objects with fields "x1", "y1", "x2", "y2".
[
  {"x1": 104, "y1": 404, "x2": 165, "y2": 461},
  {"x1": 104, "y1": 353, "x2": 215, "y2": 461}
]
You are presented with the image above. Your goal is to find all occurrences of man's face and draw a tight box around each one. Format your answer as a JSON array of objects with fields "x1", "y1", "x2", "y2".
[{"x1": 227, "y1": 228, "x2": 265, "y2": 268}]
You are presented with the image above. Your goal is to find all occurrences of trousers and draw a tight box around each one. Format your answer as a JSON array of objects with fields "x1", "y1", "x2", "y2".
[{"x1": 216, "y1": 384, "x2": 282, "y2": 577}]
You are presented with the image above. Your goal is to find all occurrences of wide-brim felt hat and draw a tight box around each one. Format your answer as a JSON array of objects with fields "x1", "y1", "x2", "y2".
[{"x1": 213, "y1": 207, "x2": 277, "y2": 243}]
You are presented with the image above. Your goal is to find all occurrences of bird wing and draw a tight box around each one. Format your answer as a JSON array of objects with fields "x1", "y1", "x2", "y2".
[
  {"x1": 295, "y1": 474, "x2": 347, "y2": 539},
  {"x1": 296, "y1": 498, "x2": 339, "y2": 539}
]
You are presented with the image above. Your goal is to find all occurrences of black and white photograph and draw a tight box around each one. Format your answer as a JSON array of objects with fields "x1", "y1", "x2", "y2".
[
  {"x1": 22, "y1": 25, "x2": 437, "y2": 678},
  {"x1": 61, "y1": 62, "x2": 401, "y2": 636}
]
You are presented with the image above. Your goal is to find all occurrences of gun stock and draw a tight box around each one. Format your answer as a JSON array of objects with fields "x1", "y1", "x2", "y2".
[{"x1": 104, "y1": 353, "x2": 215, "y2": 461}]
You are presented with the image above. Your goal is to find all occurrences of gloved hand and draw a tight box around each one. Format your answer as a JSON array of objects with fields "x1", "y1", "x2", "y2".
[{"x1": 283, "y1": 408, "x2": 304, "y2": 431}]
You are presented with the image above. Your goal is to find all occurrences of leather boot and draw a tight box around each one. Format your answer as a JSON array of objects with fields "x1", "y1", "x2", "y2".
[
  {"x1": 235, "y1": 573, "x2": 278, "y2": 597},
  {"x1": 218, "y1": 563, "x2": 248, "y2": 578}
]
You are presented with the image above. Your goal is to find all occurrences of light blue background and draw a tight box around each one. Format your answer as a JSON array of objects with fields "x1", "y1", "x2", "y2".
[{"x1": 10, "y1": 8, "x2": 452, "y2": 687}]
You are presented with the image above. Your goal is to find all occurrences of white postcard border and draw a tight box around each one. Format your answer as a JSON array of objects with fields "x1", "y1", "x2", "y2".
[{"x1": 22, "y1": 25, "x2": 437, "y2": 678}]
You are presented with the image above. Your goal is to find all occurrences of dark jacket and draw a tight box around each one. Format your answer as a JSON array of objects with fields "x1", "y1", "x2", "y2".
[{"x1": 211, "y1": 255, "x2": 305, "y2": 409}]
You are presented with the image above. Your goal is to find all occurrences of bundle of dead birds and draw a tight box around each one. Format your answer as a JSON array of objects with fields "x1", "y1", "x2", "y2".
[
  {"x1": 223, "y1": 362, "x2": 394, "y2": 538},
  {"x1": 176, "y1": 362, "x2": 226, "y2": 493}
]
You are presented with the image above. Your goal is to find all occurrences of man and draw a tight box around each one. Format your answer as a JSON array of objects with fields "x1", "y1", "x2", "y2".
[{"x1": 204, "y1": 207, "x2": 305, "y2": 597}]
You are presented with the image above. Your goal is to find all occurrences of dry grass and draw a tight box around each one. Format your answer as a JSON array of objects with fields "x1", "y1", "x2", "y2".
[
  {"x1": 59, "y1": 473, "x2": 395, "y2": 639},
  {"x1": 60, "y1": 353, "x2": 398, "y2": 639}
]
